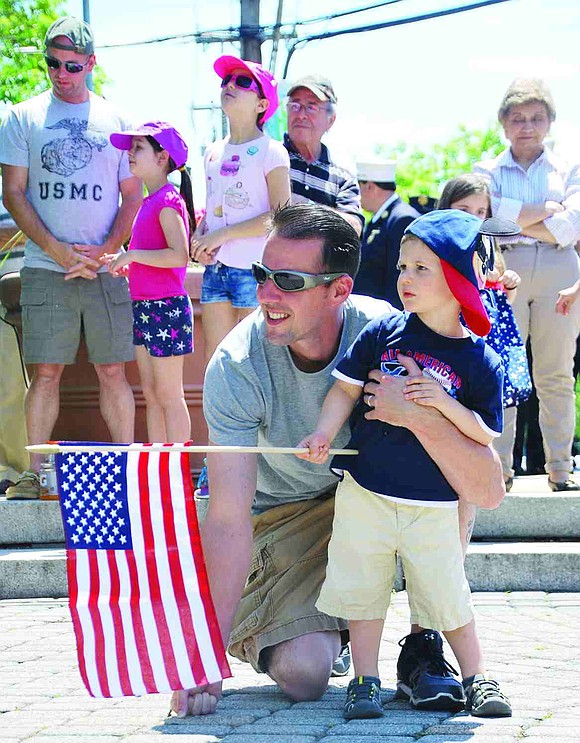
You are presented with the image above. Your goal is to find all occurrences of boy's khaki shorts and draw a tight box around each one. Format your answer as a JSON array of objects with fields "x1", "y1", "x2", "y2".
[
  {"x1": 20, "y1": 267, "x2": 134, "y2": 365},
  {"x1": 316, "y1": 473, "x2": 474, "y2": 632},
  {"x1": 228, "y1": 493, "x2": 347, "y2": 672}
]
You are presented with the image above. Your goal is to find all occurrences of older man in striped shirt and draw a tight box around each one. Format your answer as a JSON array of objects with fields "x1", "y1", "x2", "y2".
[
  {"x1": 283, "y1": 75, "x2": 364, "y2": 237},
  {"x1": 475, "y1": 77, "x2": 580, "y2": 492}
]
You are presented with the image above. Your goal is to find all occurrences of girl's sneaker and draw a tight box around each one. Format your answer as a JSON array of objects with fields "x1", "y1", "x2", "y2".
[
  {"x1": 463, "y1": 674, "x2": 512, "y2": 717},
  {"x1": 195, "y1": 461, "x2": 209, "y2": 498}
]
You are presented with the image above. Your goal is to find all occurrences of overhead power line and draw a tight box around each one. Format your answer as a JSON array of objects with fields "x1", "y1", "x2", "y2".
[
  {"x1": 282, "y1": 0, "x2": 513, "y2": 77},
  {"x1": 96, "y1": 0, "x2": 411, "y2": 49}
]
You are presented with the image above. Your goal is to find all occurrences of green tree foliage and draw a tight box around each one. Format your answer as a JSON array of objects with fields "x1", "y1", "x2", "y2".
[
  {"x1": 0, "y1": 0, "x2": 65, "y2": 104},
  {"x1": 378, "y1": 124, "x2": 505, "y2": 202},
  {"x1": 0, "y1": 0, "x2": 107, "y2": 105}
]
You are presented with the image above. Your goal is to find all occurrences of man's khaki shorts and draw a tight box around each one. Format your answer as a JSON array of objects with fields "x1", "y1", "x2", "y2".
[
  {"x1": 20, "y1": 267, "x2": 134, "y2": 365},
  {"x1": 228, "y1": 494, "x2": 348, "y2": 672},
  {"x1": 316, "y1": 473, "x2": 474, "y2": 632}
]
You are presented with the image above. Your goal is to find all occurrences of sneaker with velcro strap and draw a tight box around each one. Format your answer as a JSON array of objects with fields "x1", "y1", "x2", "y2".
[
  {"x1": 463, "y1": 674, "x2": 512, "y2": 717},
  {"x1": 343, "y1": 675, "x2": 383, "y2": 719}
]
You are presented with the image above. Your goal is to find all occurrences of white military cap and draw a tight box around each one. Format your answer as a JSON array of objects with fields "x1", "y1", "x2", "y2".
[{"x1": 356, "y1": 159, "x2": 396, "y2": 182}]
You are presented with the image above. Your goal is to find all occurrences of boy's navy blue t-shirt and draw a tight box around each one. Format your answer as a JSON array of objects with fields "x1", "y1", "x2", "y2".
[{"x1": 331, "y1": 312, "x2": 503, "y2": 506}]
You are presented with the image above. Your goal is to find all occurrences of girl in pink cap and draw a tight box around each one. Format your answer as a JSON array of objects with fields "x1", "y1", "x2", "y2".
[
  {"x1": 103, "y1": 121, "x2": 196, "y2": 444},
  {"x1": 191, "y1": 55, "x2": 290, "y2": 365}
]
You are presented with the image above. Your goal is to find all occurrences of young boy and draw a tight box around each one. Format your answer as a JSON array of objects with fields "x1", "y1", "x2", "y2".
[{"x1": 297, "y1": 210, "x2": 512, "y2": 720}]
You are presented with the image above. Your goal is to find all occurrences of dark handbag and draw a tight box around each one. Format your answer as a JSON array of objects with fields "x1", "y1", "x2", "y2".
[{"x1": 481, "y1": 288, "x2": 532, "y2": 408}]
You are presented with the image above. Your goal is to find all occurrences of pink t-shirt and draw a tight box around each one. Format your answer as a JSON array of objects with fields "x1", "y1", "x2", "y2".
[
  {"x1": 204, "y1": 135, "x2": 290, "y2": 269},
  {"x1": 128, "y1": 183, "x2": 190, "y2": 301}
]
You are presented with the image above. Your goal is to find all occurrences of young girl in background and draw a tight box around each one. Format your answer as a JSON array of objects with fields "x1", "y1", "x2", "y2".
[
  {"x1": 191, "y1": 55, "x2": 290, "y2": 365},
  {"x1": 438, "y1": 174, "x2": 521, "y2": 305},
  {"x1": 438, "y1": 173, "x2": 528, "y2": 549},
  {"x1": 105, "y1": 121, "x2": 195, "y2": 444}
]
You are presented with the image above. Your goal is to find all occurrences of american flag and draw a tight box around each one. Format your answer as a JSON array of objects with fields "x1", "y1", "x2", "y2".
[{"x1": 56, "y1": 442, "x2": 231, "y2": 697}]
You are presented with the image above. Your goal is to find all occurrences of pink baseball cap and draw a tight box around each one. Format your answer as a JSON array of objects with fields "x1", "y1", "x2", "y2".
[
  {"x1": 110, "y1": 121, "x2": 188, "y2": 169},
  {"x1": 213, "y1": 55, "x2": 279, "y2": 123}
]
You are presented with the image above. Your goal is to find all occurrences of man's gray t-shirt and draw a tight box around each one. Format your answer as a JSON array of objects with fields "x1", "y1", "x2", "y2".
[
  {"x1": 204, "y1": 294, "x2": 393, "y2": 513},
  {"x1": 0, "y1": 90, "x2": 133, "y2": 272}
]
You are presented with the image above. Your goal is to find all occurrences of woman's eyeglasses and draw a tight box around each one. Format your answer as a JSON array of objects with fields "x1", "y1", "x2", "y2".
[
  {"x1": 252, "y1": 261, "x2": 346, "y2": 292},
  {"x1": 220, "y1": 73, "x2": 262, "y2": 96},
  {"x1": 44, "y1": 55, "x2": 90, "y2": 74}
]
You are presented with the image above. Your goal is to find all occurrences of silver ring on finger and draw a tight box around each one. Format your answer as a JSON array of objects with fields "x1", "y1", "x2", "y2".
[{"x1": 366, "y1": 393, "x2": 374, "y2": 406}]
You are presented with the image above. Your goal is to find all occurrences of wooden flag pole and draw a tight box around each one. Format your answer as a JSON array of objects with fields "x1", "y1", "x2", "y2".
[{"x1": 26, "y1": 443, "x2": 358, "y2": 456}]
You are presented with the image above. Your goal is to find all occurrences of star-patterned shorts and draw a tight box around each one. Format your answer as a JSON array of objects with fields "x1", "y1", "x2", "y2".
[{"x1": 132, "y1": 294, "x2": 194, "y2": 357}]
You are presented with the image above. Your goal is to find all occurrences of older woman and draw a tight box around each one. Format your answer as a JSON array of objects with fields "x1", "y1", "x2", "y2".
[{"x1": 475, "y1": 78, "x2": 580, "y2": 492}]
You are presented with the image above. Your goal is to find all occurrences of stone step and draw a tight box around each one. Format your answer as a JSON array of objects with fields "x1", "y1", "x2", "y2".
[
  {"x1": 2, "y1": 474, "x2": 579, "y2": 545},
  {"x1": 1, "y1": 541, "x2": 579, "y2": 600},
  {"x1": 473, "y1": 491, "x2": 580, "y2": 539}
]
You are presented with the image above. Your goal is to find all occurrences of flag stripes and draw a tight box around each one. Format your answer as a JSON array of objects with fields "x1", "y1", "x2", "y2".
[{"x1": 58, "y1": 443, "x2": 231, "y2": 697}]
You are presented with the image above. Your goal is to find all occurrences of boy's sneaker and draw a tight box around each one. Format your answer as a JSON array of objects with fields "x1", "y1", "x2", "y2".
[
  {"x1": 464, "y1": 674, "x2": 512, "y2": 717},
  {"x1": 343, "y1": 675, "x2": 383, "y2": 719},
  {"x1": 396, "y1": 630, "x2": 465, "y2": 711},
  {"x1": 194, "y1": 461, "x2": 209, "y2": 498},
  {"x1": 5, "y1": 471, "x2": 41, "y2": 500},
  {"x1": 331, "y1": 643, "x2": 351, "y2": 677}
]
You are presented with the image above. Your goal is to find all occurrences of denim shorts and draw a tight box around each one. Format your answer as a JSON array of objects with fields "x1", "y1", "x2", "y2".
[
  {"x1": 200, "y1": 262, "x2": 258, "y2": 309},
  {"x1": 132, "y1": 294, "x2": 193, "y2": 357}
]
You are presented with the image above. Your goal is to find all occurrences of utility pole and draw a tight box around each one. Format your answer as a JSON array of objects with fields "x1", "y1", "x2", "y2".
[
  {"x1": 82, "y1": 0, "x2": 94, "y2": 91},
  {"x1": 240, "y1": 0, "x2": 262, "y2": 62}
]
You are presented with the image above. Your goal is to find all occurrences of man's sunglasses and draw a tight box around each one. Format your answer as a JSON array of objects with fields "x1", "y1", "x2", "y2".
[
  {"x1": 44, "y1": 55, "x2": 90, "y2": 74},
  {"x1": 252, "y1": 261, "x2": 346, "y2": 292},
  {"x1": 220, "y1": 73, "x2": 262, "y2": 96}
]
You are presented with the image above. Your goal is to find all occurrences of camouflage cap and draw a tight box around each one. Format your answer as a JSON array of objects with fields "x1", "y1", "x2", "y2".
[
  {"x1": 287, "y1": 75, "x2": 337, "y2": 104},
  {"x1": 44, "y1": 17, "x2": 94, "y2": 55}
]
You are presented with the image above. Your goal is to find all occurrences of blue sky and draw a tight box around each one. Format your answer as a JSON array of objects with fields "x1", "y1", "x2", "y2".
[{"x1": 62, "y1": 0, "x2": 580, "y2": 192}]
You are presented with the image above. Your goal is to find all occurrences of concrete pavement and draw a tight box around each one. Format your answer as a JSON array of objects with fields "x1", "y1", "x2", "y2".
[{"x1": 1, "y1": 591, "x2": 579, "y2": 742}]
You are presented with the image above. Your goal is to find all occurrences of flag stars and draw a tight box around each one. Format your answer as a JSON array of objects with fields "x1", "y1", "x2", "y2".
[{"x1": 58, "y1": 448, "x2": 132, "y2": 550}]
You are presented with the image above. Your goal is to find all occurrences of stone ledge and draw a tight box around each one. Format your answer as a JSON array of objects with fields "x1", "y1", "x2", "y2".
[{"x1": 2, "y1": 542, "x2": 580, "y2": 599}]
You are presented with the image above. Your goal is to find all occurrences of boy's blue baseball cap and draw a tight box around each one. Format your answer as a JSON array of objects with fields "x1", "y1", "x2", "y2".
[{"x1": 404, "y1": 209, "x2": 490, "y2": 336}]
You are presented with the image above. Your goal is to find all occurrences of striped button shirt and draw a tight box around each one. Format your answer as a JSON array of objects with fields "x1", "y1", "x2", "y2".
[
  {"x1": 283, "y1": 134, "x2": 364, "y2": 228},
  {"x1": 474, "y1": 147, "x2": 580, "y2": 247}
]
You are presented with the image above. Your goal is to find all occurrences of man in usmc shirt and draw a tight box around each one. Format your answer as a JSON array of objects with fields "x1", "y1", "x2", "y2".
[{"x1": 0, "y1": 17, "x2": 141, "y2": 500}]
